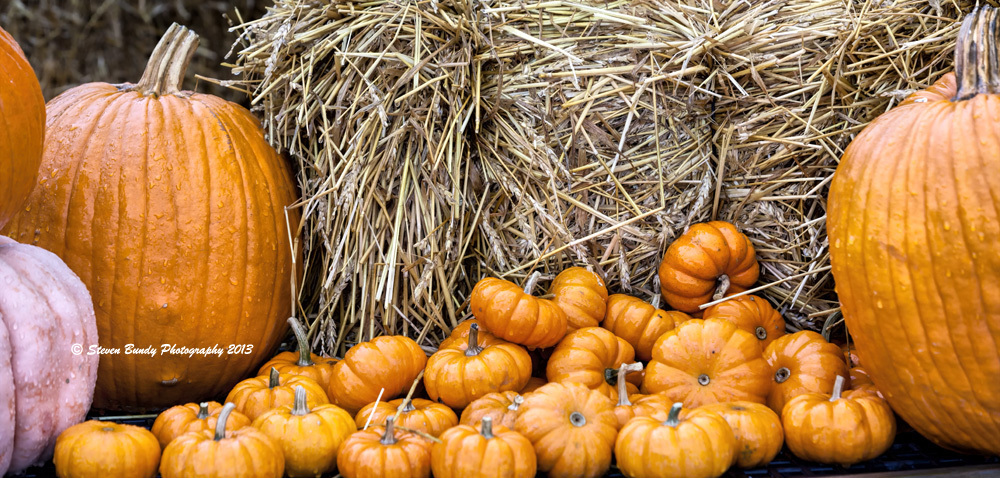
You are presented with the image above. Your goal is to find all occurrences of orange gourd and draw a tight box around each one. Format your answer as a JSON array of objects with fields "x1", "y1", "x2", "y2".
[
  {"x1": 423, "y1": 324, "x2": 531, "y2": 408},
  {"x1": 355, "y1": 398, "x2": 457, "y2": 437},
  {"x1": 702, "y1": 295, "x2": 785, "y2": 349},
  {"x1": 431, "y1": 417, "x2": 536, "y2": 478},
  {"x1": 336, "y1": 416, "x2": 432, "y2": 478},
  {"x1": 657, "y1": 221, "x2": 759, "y2": 313},
  {"x1": 0, "y1": 26, "x2": 44, "y2": 230},
  {"x1": 513, "y1": 382, "x2": 618, "y2": 478},
  {"x1": 258, "y1": 318, "x2": 338, "y2": 389},
  {"x1": 151, "y1": 401, "x2": 251, "y2": 449},
  {"x1": 699, "y1": 402, "x2": 783, "y2": 468},
  {"x1": 226, "y1": 368, "x2": 330, "y2": 421},
  {"x1": 470, "y1": 272, "x2": 567, "y2": 349},
  {"x1": 782, "y1": 376, "x2": 896, "y2": 466},
  {"x1": 550, "y1": 267, "x2": 608, "y2": 332},
  {"x1": 642, "y1": 319, "x2": 771, "y2": 407},
  {"x1": 328, "y1": 335, "x2": 427, "y2": 414},
  {"x1": 764, "y1": 331, "x2": 848, "y2": 414},
  {"x1": 601, "y1": 293, "x2": 689, "y2": 361},
  {"x1": 460, "y1": 391, "x2": 525, "y2": 429},
  {"x1": 54, "y1": 421, "x2": 160, "y2": 478},
  {"x1": 615, "y1": 402, "x2": 736, "y2": 478},
  {"x1": 546, "y1": 327, "x2": 640, "y2": 400},
  {"x1": 2, "y1": 24, "x2": 300, "y2": 411},
  {"x1": 827, "y1": 6, "x2": 1000, "y2": 453}
]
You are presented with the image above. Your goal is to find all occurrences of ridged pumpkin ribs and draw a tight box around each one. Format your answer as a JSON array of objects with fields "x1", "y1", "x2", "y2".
[
  {"x1": 2, "y1": 24, "x2": 300, "y2": 411},
  {"x1": 827, "y1": 7, "x2": 1000, "y2": 453}
]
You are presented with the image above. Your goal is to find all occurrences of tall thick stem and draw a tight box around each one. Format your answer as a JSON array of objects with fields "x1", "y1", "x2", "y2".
[
  {"x1": 830, "y1": 375, "x2": 846, "y2": 402},
  {"x1": 196, "y1": 402, "x2": 210, "y2": 420},
  {"x1": 269, "y1": 367, "x2": 280, "y2": 388},
  {"x1": 215, "y1": 403, "x2": 237, "y2": 441},
  {"x1": 287, "y1": 317, "x2": 315, "y2": 367},
  {"x1": 131, "y1": 23, "x2": 199, "y2": 97},
  {"x1": 955, "y1": 7, "x2": 1000, "y2": 101},
  {"x1": 664, "y1": 402, "x2": 683, "y2": 428},
  {"x1": 712, "y1": 274, "x2": 731, "y2": 301},
  {"x1": 615, "y1": 362, "x2": 643, "y2": 407},
  {"x1": 523, "y1": 271, "x2": 542, "y2": 295},
  {"x1": 291, "y1": 386, "x2": 310, "y2": 416},
  {"x1": 381, "y1": 416, "x2": 399, "y2": 445},
  {"x1": 480, "y1": 416, "x2": 495, "y2": 439},
  {"x1": 465, "y1": 324, "x2": 484, "y2": 356}
]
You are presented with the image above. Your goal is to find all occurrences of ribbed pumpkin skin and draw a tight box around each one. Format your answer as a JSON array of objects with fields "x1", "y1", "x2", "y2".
[
  {"x1": 0, "y1": 26, "x2": 45, "y2": 229},
  {"x1": 828, "y1": 71, "x2": 1000, "y2": 453},
  {"x1": 2, "y1": 82, "x2": 300, "y2": 411}
]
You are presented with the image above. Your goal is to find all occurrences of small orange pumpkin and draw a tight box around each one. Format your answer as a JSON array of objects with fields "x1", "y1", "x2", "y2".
[
  {"x1": 355, "y1": 398, "x2": 458, "y2": 437},
  {"x1": 514, "y1": 382, "x2": 618, "y2": 478},
  {"x1": 336, "y1": 416, "x2": 432, "y2": 478},
  {"x1": 328, "y1": 335, "x2": 427, "y2": 414},
  {"x1": 764, "y1": 331, "x2": 849, "y2": 414},
  {"x1": 460, "y1": 391, "x2": 525, "y2": 429},
  {"x1": 642, "y1": 319, "x2": 772, "y2": 407},
  {"x1": 424, "y1": 323, "x2": 531, "y2": 408},
  {"x1": 151, "y1": 401, "x2": 251, "y2": 449},
  {"x1": 702, "y1": 295, "x2": 785, "y2": 349},
  {"x1": 54, "y1": 421, "x2": 160, "y2": 478},
  {"x1": 657, "y1": 221, "x2": 759, "y2": 314},
  {"x1": 612, "y1": 363, "x2": 672, "y2": 428},
  {"x1": 546, "y1": 327, "x2": 640, "y2": 400},
  {"x1": 431, "y1": 416, "x2": 536, "y2": 478},
  {"x1": 615, "y1": 402, "x2": 736, "y2": 478},
  {"x1": 257, "y1": 317, "x2": 338, "y2": 389},
  {"x1": 160, "y1": 402, "x2": 285, "y2": 478},
  {"x1": 470, "y1": 272, "x2": 567, "y2": 349},
  {"x1": 699, "y1": 401, "x2": 783, "y2": 469},
  {"x1": 226, "y1": 368, "x2": 330, "y2": 421},
  {"x1": 520, "y1": 377, "x2": 546, "y2": 394},
  {"x1": 253, "y1": 386, "x2": 357, "y2": 478},
  {"x1": 602, "y1": 293, "x2": 689, "y2": 361},
  {"x1": 550, "y1": 267, "x2": 608, "y2": 332},
  {"x1": 783, "y1": 376, "x2": 896, "y2": 466}
]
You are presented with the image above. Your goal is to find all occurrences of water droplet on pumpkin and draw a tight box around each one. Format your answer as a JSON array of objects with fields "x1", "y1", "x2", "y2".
[
  {"x1": 834, "y1": 238, "x2": 842, "y2": 248},
  {"x1": 943, "y1": 222, "x2": 951, "y2": 231},
  {"x1": 230, "y1": 277, "x2": 238, "y2": 285},
  {"x1": 848, "y1": 236, "x2": 856, "y2": 245}
]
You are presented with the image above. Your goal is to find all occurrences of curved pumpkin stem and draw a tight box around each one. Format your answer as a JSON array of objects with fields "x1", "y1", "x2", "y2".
[
  {"x1": 954, "y1": 7, "x2": 1000, "y2": 101},
  {"x1": 215, "y1": 402, "x2": 237, "y2": 441},
  {"x1": 268, "y1": 367, "x2": 281, "y2": 388},
  {"x1": 664, "y1": 402, "x2": 683, "y2": 428},
  {"x1": 712, "y1": 274, "x2": 731, "y2": 301},
  {"x1": 381, "y1": 416, "x2": 399, "y2": 445},
  {"x1": 196, "y1": 402, "x2": 210, "y2": 420},
  {"x1": 465, "y1": 324, "x2": 485, "y2": 356},
  {"x1": 830, "y1": 375, "x2": 846, "y2": 402},
  {"x1": 507, "y1": 395, "x2": 524, "y2": 411},
  {"x1": 291, "y1": 385, "x2": 310, "y2": 416},
  {"x1": 480, "y1": 416, "x2": 495, "y2": 439},
  {"x1": 287, "y1": 317, "x2": 315, "y2": 367},
  {"x1": 133, "y1": 23, "x2": 199, "y2": 97},
  {"x1": 523, "y1": 271, "x2": 542, "y2": 295},
  {"x1": 615, "y1": 362, "x2": 643, "y2": 407}
]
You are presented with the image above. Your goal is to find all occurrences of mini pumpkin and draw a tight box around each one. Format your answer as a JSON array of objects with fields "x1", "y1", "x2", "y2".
[
  {"x1": 550, "y1": 267, "x2": 608, "y2": 332},
  {"x1": 460, "y1": 391, "x2": 525, "y2": 429},
  {"x1": 602, "y1": 293, "x2": 689, "y2": 361},
  {"x1": 702, "y1": 295, "x2": 785, "y2": 349},
  {"x1": 151, "y1": 401, "x2": 251, "y2": 448},
  {"x1": 699, "y1": 401, "x2": 783, "y2": 469},
  {"x1": 160, "y1": 402, "x2": 284, "y2": 478},
  {"x1": 657, "y1": 221, "x2": 759, "y2": 313},
  {"x1": 514, "y1": 382, "x2": 618, "y2": 478},
  {"x1": 546, "y1": 327, "x2": 640, "y2": 400},
  {"x1": 470, "y1": 272, "x2": 567, "y2": 349},
  {"x1": 54, "y1": 421, "x2": 160, "y2": 478},
  {"x1": 253, "y1": 386, "x2": 357, "y2": 478},
  {"x1": 764, "y1": 331, "x2": 849, "y2": 414},
  {"x1": 328, "y1": 335, "x2": 427, "y2": 414},
  {"x1": 642, "y1": 319, "x2": 772, "y2": 407},
  {"x1": 612, "y1": 363, "x2": 672, "y2": 429},
  {"x1": 615, "y1": 402, "x2": 736, "y2": 478},
  {"x1": 355, "y1": 398, "x2": 458, "y2": 437},
  {"x1": 424, "y1": 323, "x2": 531, "y2": 408},
  {"x1": 336, "y1": 416, "x2": 432, "y2": 478},
  {"x1": 257, "y1": 317, "x2": 338, "y2": 389},
  {"x1": 431, "y1": 417, "x2": 536, "y2": 478},
  {"x1": 226, "y1": 368, "x2": 330, "y2": 421},
  {"x1": 782, "y1": 376, "x2": 896, "y2": 466}
]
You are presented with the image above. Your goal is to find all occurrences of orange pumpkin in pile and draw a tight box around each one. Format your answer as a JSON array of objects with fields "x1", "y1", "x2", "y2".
[
  {"x1": 615, "y1": 402, "x2": 735, "y2": 478},
  {"x1": 54, "y1": 421, "x2": 161, "y2": 478},
  {"x1": 546, "y1": 327, "x2": 640, "y2": 400},
  {"x1": 423, "y1": 323, "x2": 531, "y2": 408},
  {"x1": 549, "y1": 267, "x2": 608, "y2": 332},
  {"x1": 0, "y1": 26, "x2": 45, "y2": 230},
  {"x1": 642, "y1": 319, "x2": 771, "y2": 407},
  {"x1": 699, "y1": 401, "x2": 783, "y2": 469},
  {"x1": 355, "y1": 398, "x2": 457, "y2": 437},
  {"x1": 328, "y1": 335, "x2": 427, "y2": 414},
  {"x1": 336, "y1": 416, "x2": 432, "y2": 478},
  {"x1": 257, "y1": 318, "x2": 338, "y2": 389},
  {"x1": 658, "y1": 221, "x2": 759, "y2": 314},
  {"x1": 764, "y1": 331, "x2": 849, "y2": 414},
  {"x1": 460, "y1": 391, "x2": 525, "y2": 429},
  {"x1": 151, "y1": 401, "x2": 251, "y2": 448},
  {"x1": 431, "y1": 417, "x2": 536, "y2": 478},
  {"x1": 602, "y1": 293, "x2": 690, "y2": 361},
  {"x1": 470, "y1": 272, "x2": 567, "y2": 349},
  {"x1": 702, "y1": 295, "x2": 785, "y2": 349},
  {"x1": 226, "y1": 368, "x2": 329, "y2": 421}
]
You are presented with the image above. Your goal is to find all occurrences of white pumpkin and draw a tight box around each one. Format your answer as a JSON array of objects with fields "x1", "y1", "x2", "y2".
[{"x1": 0, "y1": 236, "x2": 99, "y2": 475}]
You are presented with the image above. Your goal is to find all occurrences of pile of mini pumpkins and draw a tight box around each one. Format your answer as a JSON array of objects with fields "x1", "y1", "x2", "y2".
[{"x1": 53, "y1": 221, "x2": 895, "y2": 478}]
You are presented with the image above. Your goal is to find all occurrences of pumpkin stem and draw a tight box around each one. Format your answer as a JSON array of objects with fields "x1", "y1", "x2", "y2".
[
  {"x1": 712, "y1": 274, "x2": 731, "y2": 301},
  {"x1": 508, "y1": 395, "x2": 524, "y2": 411},
  {"x1": 291, "y1": 385, "x2": 310, "y2": 416},
  {"x1": 196, "y1": 402, "x2": 210, "y2": 420},
  {"x1": 381, "y1": 416, "x2": 399, "y2": 445},
  {"x1": 954, "y1": 7, "x2": 1000, "y2": 101},
  {"x1": 399, "y1": 399, "x2": 416, "y2": 414},
  {"x1": 269, "y1": 367, "x2": 280, "y2": 388},
  {"x1": 133, "y1": 23, "x2": 199, "y2": 97},
  {"x1": 664, "y1": 402, "x2": 683, "y2": 428},
  {"x1": 523, "y1": 271, "x2": 542, "y2": 295},
  {"x1": 569, "y1": 411, "x2": 587, "y2": 427},
  {"x1": 287, "y1": 317, "x2": 315, "y2": 367},
  {"x1": 480, "y1": 416, "x2": 495, "y2": 439},
  {"x1": 214, "y1": 403, "x2": 237, "y2": 441},
  {"x1": 465, "y1": 323, "x2": 484, "y2": 356},
  {"x1": 616, "y1": 362, "x2": 643, "y2": 407},
  {"x1": 774, "y1": 367, "x2": 791, "y2": 384},
  {"x1": 650, "y1": 293, "x2": 662, "y2": 310},
  {"x1": 830, "y1": 375, "x2": 846, "y2": 402}
]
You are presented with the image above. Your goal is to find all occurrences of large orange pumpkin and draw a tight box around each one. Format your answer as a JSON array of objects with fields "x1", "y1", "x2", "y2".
[
  {"x1": 0, "y1": 26, "x2": 45, "y2": 230},
  {"x1": 1, "y1": 24, "x2": 300, "y2": 411},
  {"x1": 827, "y1": 7, "x2": 1000, "y2": 453}
]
